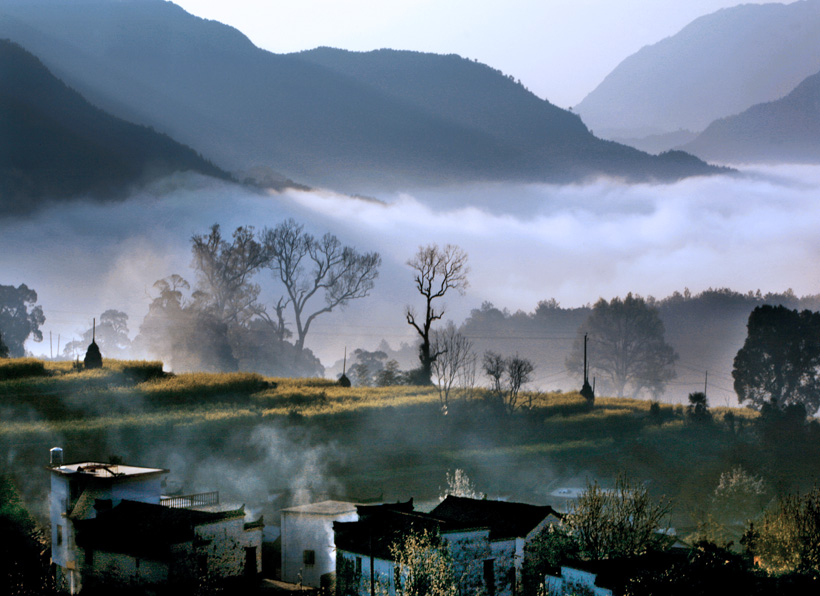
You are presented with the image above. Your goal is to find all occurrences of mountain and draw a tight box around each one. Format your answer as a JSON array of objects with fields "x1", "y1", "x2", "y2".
[
  {"x1": 575, "y1": 0, "x2": 820, "y2": 140},
  {"x1": 0, "y1": 0, "x2": 722, "y2": 191},
  {"x1": 680, "y1": 70, "x2": 820, "y2": 163},
  {"x1": 0, "y1": 39, "x2": 230, "y2": 214}
]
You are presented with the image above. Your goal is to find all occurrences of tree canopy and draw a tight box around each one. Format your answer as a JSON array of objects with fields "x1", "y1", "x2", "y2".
[
  {"x1": 136, "y1": 275, "x2": 238, "y2": 373},
  {"x1": 63, "y1": 309, "x2": 131, "y2": 359},
  {"x1": 0, "y1": 284, "x2": 45, "y2": 357},
  {"x1": 732, "y1": 305, "x2": 820, "y2": 412},
  {"x1": 565, "y1": 475, "x2": 672, "y2": 561},
  {"x1": 749, "y1": 487, "x2": 820, "y2": 576},
  {"x1": 134, "y1": 219, "x2": 379, "y2": 376},
  {"x1": 566, "y1": 293, "x2": 677, "y2": 398},
  {"x1": 390, "y1": 530, "x2": 458, "y2": 596}
]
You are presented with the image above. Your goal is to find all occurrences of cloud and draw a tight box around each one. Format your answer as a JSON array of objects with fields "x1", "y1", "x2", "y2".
[{"x1": 3, "y1": 165, "x2": 820, "y2": 364}]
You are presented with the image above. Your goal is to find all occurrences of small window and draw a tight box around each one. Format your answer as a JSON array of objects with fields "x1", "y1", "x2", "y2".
[
  {"x1": 356, "y1": 556, "x2": 362, "y2": 574},
  {"x1": 303, "y1": 549, "x2": 316, "y2": 566},
  {"x1": 56, "y1": 525, "x2": 63, "y2": 546}
]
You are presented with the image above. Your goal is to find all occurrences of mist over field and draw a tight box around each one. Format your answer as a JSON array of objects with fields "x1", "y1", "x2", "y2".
[{"x1": 3, "y1": 164, "x2": 820, "y2": 397}]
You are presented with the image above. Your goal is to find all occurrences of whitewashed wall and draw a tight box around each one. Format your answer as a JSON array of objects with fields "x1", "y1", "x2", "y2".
[{"x1": 282, "y1": 508, "x2": 358, "y2": 587}]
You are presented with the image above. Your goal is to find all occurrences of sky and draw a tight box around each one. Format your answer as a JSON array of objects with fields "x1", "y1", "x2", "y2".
[{"x1": 172, "y1": 0, "x2": 779, "y2": 108}]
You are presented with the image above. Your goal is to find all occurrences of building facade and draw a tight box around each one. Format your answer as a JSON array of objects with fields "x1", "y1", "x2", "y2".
[
  {"x1": 48, "y1": 454, "x2": 263, "y2": 594},
  {"x1": 334, "y1": 497, "x2": 562, "y2": 596},
  {"x1": 281, "y1": 500, "x2": 359, "y2": 588}
]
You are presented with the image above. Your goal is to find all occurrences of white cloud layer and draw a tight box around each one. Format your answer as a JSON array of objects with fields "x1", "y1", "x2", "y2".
[{"x1": 3, "y1": 164, "x2": 820, "y2": 364}]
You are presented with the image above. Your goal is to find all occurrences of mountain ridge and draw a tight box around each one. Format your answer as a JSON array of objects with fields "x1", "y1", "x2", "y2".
[
  {"x1": 0, "y1": 0, "x2": 723, "y2": 191},
  {"x1": 0, "y1": 38, "x2": 232, "y2": 214},
  {"x1": 680, "y1": 68, "x2": 820, "y2": 163},
  {"x1": 576, "y1": 0, "x2": 820, "y2": 139}
]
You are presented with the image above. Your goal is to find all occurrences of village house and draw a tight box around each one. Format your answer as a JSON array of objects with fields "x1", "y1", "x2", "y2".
[
  {"x1": 544, "y1": 566, "x2": 614, "y2": 596},
  {"x1": 48, "y1": 448, "x2": 263, "y2": 594},
  {"x1": 280, "y1": 500, "x2": 359, "y2": 590},
  {"x1": 542, "y1": 550, "x2": 690, "y2": 596},
  {"x1": 333, "y1": 496, "x2": 561, "y2": 596}
]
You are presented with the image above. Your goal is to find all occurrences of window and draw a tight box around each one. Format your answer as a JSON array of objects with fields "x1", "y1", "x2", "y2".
[
  {"x1": 56, "y1": 525, "x2": 63, "y2": 546},
  {"x1": 356, "y1": 557, "x2": 362, "y2": 574},
  {"x1": 483, "y1": 559, "x2": 495, "y2": 596},
  {"x1": 303, "y1": 549, "x2": 316, "y2": 566}
]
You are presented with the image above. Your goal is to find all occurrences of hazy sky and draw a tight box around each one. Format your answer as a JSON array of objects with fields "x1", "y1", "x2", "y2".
[{"x1": 173, "y1": 0, "x2": 779, "y2": 107}]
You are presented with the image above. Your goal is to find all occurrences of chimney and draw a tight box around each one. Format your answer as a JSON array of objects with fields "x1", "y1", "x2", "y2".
[{"x1": 50, "y1": 447, "x2": 64, "y2": 467}]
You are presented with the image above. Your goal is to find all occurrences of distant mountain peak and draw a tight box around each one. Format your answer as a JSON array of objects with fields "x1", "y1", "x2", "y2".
[{"x1": 576, "y1": 0, "x2": 820, "y2": 139}]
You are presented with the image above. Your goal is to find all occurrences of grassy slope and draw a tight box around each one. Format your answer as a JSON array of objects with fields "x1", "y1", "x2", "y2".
[{"x1": 2, "y1": 359, "x2": 818, "y2": 534}]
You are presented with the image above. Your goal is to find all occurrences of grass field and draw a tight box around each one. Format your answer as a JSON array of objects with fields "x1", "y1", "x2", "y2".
[{"x1": 1, "y1": 358, "x2": 817, "y2": 537}]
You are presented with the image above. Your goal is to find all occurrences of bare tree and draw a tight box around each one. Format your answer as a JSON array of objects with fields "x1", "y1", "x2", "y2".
[
  {"x1": 482, "y1": 351, "x2": 535, "y2": 414},
  {"x1": 440, "y1": 468, "x2": 482, "y2": 500},
  {"x1": 431, "y1": 321, "x2": 475, "y2": 411},
  {"x1": 261, "y1": 219, "x2": 381, "y2": 351},
  {"x1": 406, "y1": 244, "x2": 469, "y2": 385},
  {"x1": 506, "y1": 354, "x2": 535, "y2": 413},
  {"x1": 482, "y1": 351, "x2": 506, "y2": 395},
  {"x1": 190, "y1": 224, "x2": 267, "y2": 326},
  {"x1": 456, "y1": 352, "x2": 478, "y2": 399}
]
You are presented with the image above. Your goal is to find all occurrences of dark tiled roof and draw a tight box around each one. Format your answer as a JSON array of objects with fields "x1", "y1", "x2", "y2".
[
  {"x1": 334, "y1": 506, "x2": 470, "y2": 560},
  {"x1": 559, "y1": 551, "x2": 689, "y2": 590},
  {"x1": 75, "y1": 499, "x2": 245, "y2": 558},
  {"x1": 430, "y1": 496, "x2": 562, "y2": 540},
  {"x1": 356, "y1": 498, "x2": 414, "y2": 519}
]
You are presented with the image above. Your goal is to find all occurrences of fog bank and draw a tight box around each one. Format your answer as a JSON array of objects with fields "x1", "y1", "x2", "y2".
[{"x1": 3, "y1": 165, "x2": 819, "y2": 368}]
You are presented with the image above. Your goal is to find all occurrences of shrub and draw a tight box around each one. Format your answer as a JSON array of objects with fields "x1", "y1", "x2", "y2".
[{"x1": 0, "y1": 358, "x2": 47, "y2": 381}]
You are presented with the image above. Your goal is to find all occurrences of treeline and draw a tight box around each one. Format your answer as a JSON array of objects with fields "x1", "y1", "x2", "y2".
[{"x1": 449, "y1": 288, "x2": 820, "y2": 401}]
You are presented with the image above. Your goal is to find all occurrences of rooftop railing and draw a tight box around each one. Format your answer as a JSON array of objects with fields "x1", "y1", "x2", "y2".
[{"x1": 160, "y1": 491, "x2": 219, "y2": 509}]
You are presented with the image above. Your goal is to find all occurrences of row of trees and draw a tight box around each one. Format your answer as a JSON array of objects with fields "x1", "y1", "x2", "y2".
[{"x1": 5, "y1": 237, "x2": 820, "y2": 416}]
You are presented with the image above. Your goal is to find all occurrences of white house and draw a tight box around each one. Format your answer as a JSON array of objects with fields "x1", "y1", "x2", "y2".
[
  {"x1": 334, "y1": 497, "x2": 562, "y2": 596},
  {"x1": 431, "y1": 496, "x2": 563, "y2": 596},
  {"x1": 544, "y1": 566, "x2": 614, "y2": 596},
  {"x1": 281, "y1": 500, "x2": 359, "y2": 588},
  {"x1": 48, "y1": 449, "x2": 263, "y2": 594}
]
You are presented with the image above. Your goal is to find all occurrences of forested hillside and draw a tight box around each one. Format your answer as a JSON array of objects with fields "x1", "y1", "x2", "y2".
[
  {"x1": 0, "y1": 0, "x2": 722, "y2": 191},
  {"x1": 0, "y1": 39, "x2": 230, "y2": 214}
]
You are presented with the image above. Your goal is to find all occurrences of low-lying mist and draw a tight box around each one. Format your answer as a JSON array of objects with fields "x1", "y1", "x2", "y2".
[{"x1": 4, "y1": 164, "x2": 820, "y2": 388}]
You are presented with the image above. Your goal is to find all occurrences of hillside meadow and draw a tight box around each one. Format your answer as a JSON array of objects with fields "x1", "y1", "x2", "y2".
[{"x1": 2, "y1": 358, "x2": 819, "y2": 539}]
